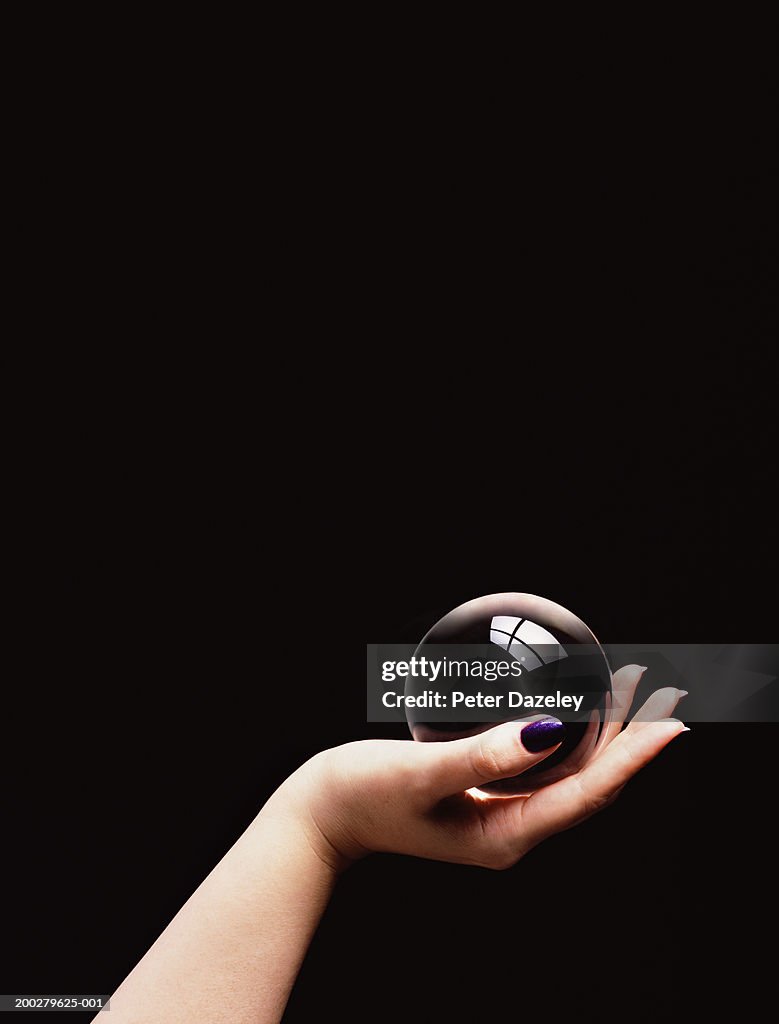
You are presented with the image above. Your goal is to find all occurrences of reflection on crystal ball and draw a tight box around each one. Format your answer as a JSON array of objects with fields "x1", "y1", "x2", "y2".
[{"x1": 406, "y1": 593, "x2": 612, "y2": 795}]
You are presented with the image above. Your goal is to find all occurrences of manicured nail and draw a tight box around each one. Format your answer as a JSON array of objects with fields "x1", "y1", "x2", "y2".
[
  {"x1": 521, "y1": 717, "x2": 565, "y2": 752},
  {"x1": 664, "y1": 717, "x2": 690, "y2": 732}
]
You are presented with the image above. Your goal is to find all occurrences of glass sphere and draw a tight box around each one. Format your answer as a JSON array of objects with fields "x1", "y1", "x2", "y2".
[{"x1": 406, "y1": 593, "x2": 612, "y2": 795}]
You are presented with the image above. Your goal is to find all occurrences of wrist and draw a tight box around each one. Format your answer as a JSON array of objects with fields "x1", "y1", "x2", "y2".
[{"x1": 263, "y1": 750, "x2": 371, "y2": 874}]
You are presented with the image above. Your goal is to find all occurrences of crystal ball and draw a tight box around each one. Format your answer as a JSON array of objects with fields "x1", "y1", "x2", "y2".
[{"x1": 406, "y1": 593, "x2": 612, "y2": 795}]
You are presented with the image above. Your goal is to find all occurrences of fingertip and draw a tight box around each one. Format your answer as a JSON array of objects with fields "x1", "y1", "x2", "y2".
[
  {"x1": 659, "y1": 716, "x2": 690, "y2": 732},
  {"x1": 629, "y1": 686, "x2": 688, "y2": 727},
  {"x1": 643, "y1": 718, "x2": 690, "y2": 748},
  {"x1": 612, "y1": 664, "x2": 648, "y2": 688},
  {"x1": 620, "y1": 716, "x2": 689, "y2": 763},
  {"x1": 629, "y1": 663, "x2": 648, "y2": 675}
]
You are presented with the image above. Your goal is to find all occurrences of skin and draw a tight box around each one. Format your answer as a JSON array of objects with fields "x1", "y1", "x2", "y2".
[{"x1": 103, "y1": 666, "x2": 687, "y2": 1023}]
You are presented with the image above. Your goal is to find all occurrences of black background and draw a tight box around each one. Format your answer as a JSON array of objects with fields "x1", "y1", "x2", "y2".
[
  {"x1": 3, "y1": 52, "x2": 777, "y2": 1024},
  {"x1": 7, "y1": 484, "x2": 777, "y2": 1023}
]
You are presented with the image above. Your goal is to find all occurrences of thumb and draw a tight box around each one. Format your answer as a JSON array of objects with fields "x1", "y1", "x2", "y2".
[{"x1": 413, "y1": 718, "x2": 566, "y2": 799}]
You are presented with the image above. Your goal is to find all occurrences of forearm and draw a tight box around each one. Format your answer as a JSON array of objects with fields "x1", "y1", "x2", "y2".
[{"x1": 105, "y1": 794, "x2": 338, "y2": 1024}]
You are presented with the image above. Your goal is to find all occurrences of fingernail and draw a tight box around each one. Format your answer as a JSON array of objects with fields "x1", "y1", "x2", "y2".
[
  {"x1": 639, "y1": 666, "x2": 649, "y2": 672},
  {"x1": 678, "y1": 690, "x2": 689, "y2": 698},
  {"x1": 521, "y1": 717, "x2": 565, "y2": 752},
  {"x1": 664, "y1": 717, "x2": 690, "y2": 732}
]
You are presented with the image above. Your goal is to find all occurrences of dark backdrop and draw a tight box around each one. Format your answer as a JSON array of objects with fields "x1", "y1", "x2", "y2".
[
  {"x1": 6, "y1": 439, "x2": 776, "y2": 1022},
  {"x1": 3, "y1": 60, "x2": 777, "y2": 1024}
]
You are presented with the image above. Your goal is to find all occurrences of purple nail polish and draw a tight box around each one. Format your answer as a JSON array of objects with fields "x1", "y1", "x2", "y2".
[{"x1": 521, "y1": 718, "x2": 566, "y2": 752}]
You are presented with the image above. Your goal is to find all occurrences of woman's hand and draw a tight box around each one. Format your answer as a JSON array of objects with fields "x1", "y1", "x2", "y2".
[
  {"x1": 105, "y1": 665, "x2": 687, "y2": 1024},
  {"x1": 271, "y1": 665, "x2": 687, "y2": 873}
]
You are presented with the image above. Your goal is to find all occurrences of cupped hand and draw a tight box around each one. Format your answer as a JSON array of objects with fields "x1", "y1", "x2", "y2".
[{"x1": 269, "y1": 666, "x2": 687, "y2": 873}]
